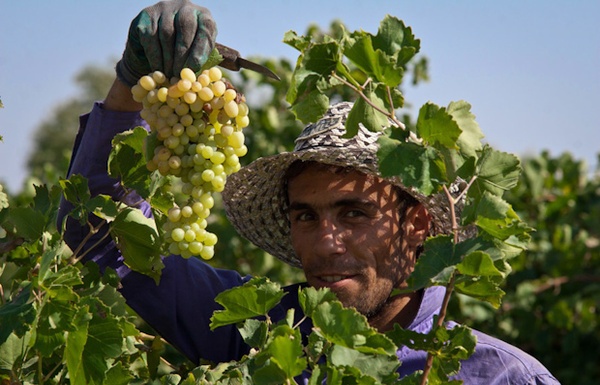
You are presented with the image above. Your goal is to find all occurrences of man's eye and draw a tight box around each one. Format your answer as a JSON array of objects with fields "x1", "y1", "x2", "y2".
[
  {"x1": 296, "y1": 212, "x2": 315, "y2": 221},
  {"x1": 345, "y1": 209, "x2": 365, "y2": 218}
]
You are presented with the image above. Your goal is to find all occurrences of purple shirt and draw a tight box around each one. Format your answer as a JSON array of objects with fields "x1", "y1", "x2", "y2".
[{"x1": 58, "y1": 102, "x2": 560, "y2": 385}]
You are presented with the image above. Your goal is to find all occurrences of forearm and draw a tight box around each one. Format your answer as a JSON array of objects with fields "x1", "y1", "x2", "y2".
[
  {"x1": 103, "y1": 78, "x2": 142, "y2": 112},
  {"x1": 57, "y1": 84, "x2": 149, "y2": 273}
]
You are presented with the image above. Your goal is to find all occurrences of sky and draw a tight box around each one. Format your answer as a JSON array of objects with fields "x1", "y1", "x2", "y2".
[{"x1": 1, "y1": 1, "x2": 599, "y2": 193}]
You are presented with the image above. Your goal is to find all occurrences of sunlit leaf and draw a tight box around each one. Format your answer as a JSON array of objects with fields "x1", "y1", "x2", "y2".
[
  {"x1": 447, "y1": 101, "x2": 484, "y2": 158},
  {"x1": 345, "y1": 87, "x2": 388, "y2": 137},
  {"x1": 373, "y1": 15, "x2": 420, "y2": 66},
  {"x1": 298, "y1": 286, "x2": 338, "y2": 317},
  {"x1": 329, "y1": 345, "x2": 400, "y2": 382},
  {"x1": 378, "y1": 136, "x2": 446, "y2": 195},
  {"x1": 311, "y1": 301, "x2": 396, "y2": 355},
  {"x1": 417, "y1": 102, "x2": 461, "y2": 150},
  {"x1": 471, "y1": 146, "x2": 521, "y2": 198},
  {"x1": 210, "y1": 277, "x2": 285, "y2": 329}
]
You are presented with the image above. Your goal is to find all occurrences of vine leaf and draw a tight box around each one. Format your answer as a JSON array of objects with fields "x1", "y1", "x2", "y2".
[
  {"x1": 470, "y1": 146, "x2": 521, "y2": 199},
  {"x1": 210, "y1": 277, "x2": 285, "y2": 329},
  {"x1": 311, "y1": 300, "x2": 396, "y2": 355},
  {"x1": 108, "y1": 127, "x2": 153, "y2": 199},
  {"x1": 407, "y1": 235, "x2": 459, "y2": 290},
  {"x1": 377, "y1": 137, "x2": 446, "y2": 196},
  {"x1": 110, "y1": 207, "x2": 163, "y2": 284}
]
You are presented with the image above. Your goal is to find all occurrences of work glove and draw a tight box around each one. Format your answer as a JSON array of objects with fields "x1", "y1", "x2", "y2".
[{"x1": 116, "y1": 0, "x2": 217, "y2": 87}]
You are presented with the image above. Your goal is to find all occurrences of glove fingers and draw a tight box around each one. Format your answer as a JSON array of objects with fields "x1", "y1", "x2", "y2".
[
  {"x1": 173, "y1": 4, "x2": 217, "y2": 75},
  {"x1": 118, "y1": 0, "x2": 218, "y2": 85},
  {"x1": 156, "y1": 10, "x2": 177, "y2": 78},
  {"x1": 182, "y1": 8, "x2": 217, "y2": 73}
]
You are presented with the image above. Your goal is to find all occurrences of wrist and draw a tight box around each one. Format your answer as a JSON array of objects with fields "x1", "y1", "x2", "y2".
[{"x1": 103, "y1": 78, "x2": 142, "y2": 112}]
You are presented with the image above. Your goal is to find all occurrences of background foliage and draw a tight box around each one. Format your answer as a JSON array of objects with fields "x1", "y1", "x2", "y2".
[{"x1": 1, "y1": 20, "x2": 597, "y2": 385}]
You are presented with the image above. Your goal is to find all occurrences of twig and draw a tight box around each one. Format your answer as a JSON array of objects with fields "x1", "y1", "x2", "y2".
[
  {"x1": 533, "y1": 274, "x2": 600, "y2": 294},
  {"x1": 72, "y1": 228, "x2": 112, "y2": 264},
  {"x1": 454, "y1": 175, "x2": 478, "y2": 205},
  {"x1": 69, "y1": 220, "x2": 103, "y2": 259},
  {"x1": 331, "y1": 72, "x2": 405, "y2": 128},
  {"x1": 419, "y1": 184, "x2": 462, "y2": 385}
]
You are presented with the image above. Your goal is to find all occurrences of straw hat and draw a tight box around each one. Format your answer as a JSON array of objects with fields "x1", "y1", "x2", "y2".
[{"x1": 222, "y1": 102, "x2": 468, "y2": 268}]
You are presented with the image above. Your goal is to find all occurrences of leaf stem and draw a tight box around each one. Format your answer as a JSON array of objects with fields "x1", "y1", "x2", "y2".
[{"x1": 331, "y1": 72, "x2": 405, "y2": 129}]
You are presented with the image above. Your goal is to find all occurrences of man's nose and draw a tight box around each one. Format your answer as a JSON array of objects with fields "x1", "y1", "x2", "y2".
[{"x1": 313, "y1": 217, "x2": 346, "y2": 256}]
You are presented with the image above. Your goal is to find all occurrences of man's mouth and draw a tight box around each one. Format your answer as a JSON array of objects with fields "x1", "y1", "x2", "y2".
[{"x1": 320, "y1": 275, "x2": 346, "y2": 283}]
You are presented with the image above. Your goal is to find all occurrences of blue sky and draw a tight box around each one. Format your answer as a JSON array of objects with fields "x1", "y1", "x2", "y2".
[{"x1": 1, "y1": 1, "x2": 599, "y2": 192}]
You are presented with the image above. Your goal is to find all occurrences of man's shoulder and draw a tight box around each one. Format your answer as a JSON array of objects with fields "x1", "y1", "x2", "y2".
[{"x1": 457, "y1": 327, "x2": 560, "y2": 385}]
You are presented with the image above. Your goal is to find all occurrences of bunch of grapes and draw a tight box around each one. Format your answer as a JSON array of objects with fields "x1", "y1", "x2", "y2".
[{"x1": 131, "y1": 67, "x2": 249, "y2": 260}]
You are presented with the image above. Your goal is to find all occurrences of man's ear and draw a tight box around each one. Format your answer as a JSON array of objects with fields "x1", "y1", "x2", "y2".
[{"x1": 403, "y1": 203, "x2": 431, "y2": 247}]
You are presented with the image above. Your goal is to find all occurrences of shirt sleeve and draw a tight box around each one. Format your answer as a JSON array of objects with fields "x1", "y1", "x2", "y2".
[{"x1": 57, "y1": 102, "x2": 251, "y2": 364}]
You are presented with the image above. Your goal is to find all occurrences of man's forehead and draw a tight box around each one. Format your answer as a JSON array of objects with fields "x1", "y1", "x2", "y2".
[{"x1": 287, "y1": 162, "x2": 395, "y2": 198}]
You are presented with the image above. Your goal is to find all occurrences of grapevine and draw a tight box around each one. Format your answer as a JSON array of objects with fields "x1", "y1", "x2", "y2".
[{"x1": 131, "y1": 67, "x2": 250, "y2": 260}]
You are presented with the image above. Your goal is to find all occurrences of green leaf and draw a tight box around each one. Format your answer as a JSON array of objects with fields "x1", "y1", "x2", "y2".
[
  {"x1": 345, "y1": 86, "x2": 388, "y2": 137},
  {"x1": 65, "y1": 306, "x2": 92, "y2": 385},
  {"x1": 463, "y1": 191, "x2": 533, "y2": 241},
  {"x1": 455, "y1": 276, "x2": 505, "y2": 308},
  {"x1": 377, "y1": 136, "x2": 446, "y2": 195},
  {"x1": 264, "y1": 332, "x2": 307, "y2": 380},
  {"x1": 311, "y1": 301, "x2": 396, "y2": 355},
  {"x1": 373, "y1": 15, "x2": 420, "y2": 66},
  {"x1": 108, "y1": 127, "x2": 152, "y2": 198},
  {"x1": 471, "y1": 146, "x2": 521, "y2": 198},
  {"x1": 32, "y1": 184, "x2": 58, "y2": 217},
  {"x1": 103, "y1": 362, "x2": 134, "y2": 385},
  {"x1": 252, "y1": 363, "x2": 288, "y2": 385},
  {"x1": 0, "y1": 284, "x2": 35, "y2": 345},
  {"x1": 0, "y1": 332, "x2": 32, "y2": 371},
  {"x1": 298, "y1": 286, "x2": 338, "y2": 317},
  {"x1": 86, "y1": 194, "x2": 119, "y2": 222},
  {"x1": 201, "y1": 46, "x2": 224, "y2": 71},
  {"x1": 110, "y1": 207, "x2": 163, "y2": 283},
  {"x1": 7, "y1": 207, "x2": 46, "y2": 240},
  {"x1": 34, "y1": 297, "x2": 77, "y2": 356},
  {"x1": 456, "y1": 251, "x2": 503, "y2": 277},
  {"x1": 417, "y1": 102, "x2": 462, "y2": 150},
  {"x1": 329, "y1": 345, "x2": 400, "y2": 382},
  {"x1": 386, "y1": 324, "x2": 436, "y2": 352},
  {"x1": 238, "y1": 319, "x2": 268, "y2": 348},
  {"x1": 344, "y1": 33, "x2": 402, "y2": 87},
  {"x1": 407, "y1": 235, "x2": 460, "y2": 290},
  {"x1": 447, "y1": 101, "x2": 484, "y2": 158},
  {"x1": 283, "y1": 30, "x2": 312, "y2": 52},
  {"x1": 289, "y1": 89, "x2": 329, "y2": 124},
  {"x1": 287, "y1": 41, "x2": 341, "y2": 123},
  {"x1": 302, "y1": 41, "x2": 341, "y2": 75},
  {"x1": 210, "y1": 277, "x2": 285, "y2": 329},
  {"x1": 60, "y1": 174, "x2": 91, "y2": 205},
  {"x1": 39, "y1": 265, "x2": 83, "y2": 301}
]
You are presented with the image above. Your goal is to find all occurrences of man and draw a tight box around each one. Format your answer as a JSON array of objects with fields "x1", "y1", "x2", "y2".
[{"x1": 58, "y1": 1, "x2": 560, "y2": 383}]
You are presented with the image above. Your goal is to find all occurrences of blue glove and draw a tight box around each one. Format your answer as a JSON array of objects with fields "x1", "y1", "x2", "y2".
[{"x1": 116, "y1": 0, "x2": 217, "y2": 87}]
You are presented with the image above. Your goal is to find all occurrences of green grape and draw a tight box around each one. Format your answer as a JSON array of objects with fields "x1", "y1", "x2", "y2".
[{"x1": 134, "y1": 67, "x2": 250, "y2": 261}]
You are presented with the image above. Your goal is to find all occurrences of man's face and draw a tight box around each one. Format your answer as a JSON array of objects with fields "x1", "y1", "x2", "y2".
[{"x1": 287, "y1": 164, "x2": 420, "y2": 317}]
